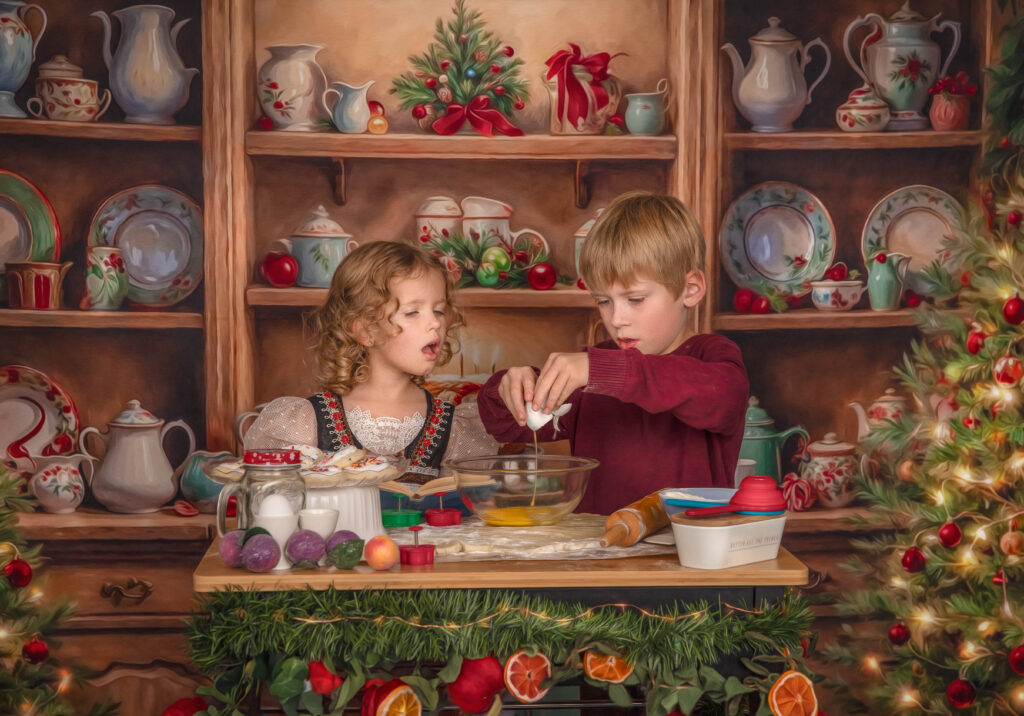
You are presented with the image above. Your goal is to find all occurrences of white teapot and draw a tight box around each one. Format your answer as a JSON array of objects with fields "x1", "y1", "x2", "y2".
[
  {"x1": 80, "y1": 400, "x2": 195, "y2": 513},
  {"x1": 721, "y1": 17, "x2": 831, "y2": 132}
]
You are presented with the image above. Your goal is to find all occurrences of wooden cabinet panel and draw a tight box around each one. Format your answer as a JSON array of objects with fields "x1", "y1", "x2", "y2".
[{"x1": 42, "y1": 562, "x2": 198, "y2": 617}]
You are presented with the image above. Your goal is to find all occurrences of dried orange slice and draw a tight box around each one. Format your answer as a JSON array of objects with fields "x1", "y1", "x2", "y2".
[
  {"x1": 767, "y1": 669, "x2": 817, "y2": 716},
  {"x1": 583, "y1": 651, "x2": 634, "y2": 683},
  {"x1": 503, "y1": 649, "x2": 551, "y2": 703},
  {"x1": 375, "y1": 683, "x2": 421, "y2": 716}
]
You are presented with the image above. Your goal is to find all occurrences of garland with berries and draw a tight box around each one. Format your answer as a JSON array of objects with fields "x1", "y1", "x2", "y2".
[
  {"x1": 186, "y1": 587, "x2": 815, "y2": 716},
  {"x1": 390, "y1": 0, "x2": 527, "y2": 136}
]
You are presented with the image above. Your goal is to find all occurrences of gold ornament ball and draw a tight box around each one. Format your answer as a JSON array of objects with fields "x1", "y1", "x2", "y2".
[
  {"x1": 367, "y1": 116, "x2": 389, "y2": 135},
  {"x1": 898, "y1": 460, "x2": 915, "y2": 482},
  {"x1": 1001, "y1": 530, "x2": 1023, "y2": 556}
]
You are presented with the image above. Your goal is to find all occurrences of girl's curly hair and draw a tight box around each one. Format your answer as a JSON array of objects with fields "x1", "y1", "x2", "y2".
[{"x1": 309, "y1": 241, "x2": 465, "y2": 395}]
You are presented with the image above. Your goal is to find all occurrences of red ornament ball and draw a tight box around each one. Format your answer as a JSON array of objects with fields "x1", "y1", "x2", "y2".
[
  {"x1": 4, "y1": 558, "x2": 31, "y2": 587},
  {"x1": 1009, "y1": 210, "x2": 1022, "y2": 227},
  {"x1": 458, "y1": 34, "x2": 468, "y2": 43},
  {"x1": 962, "y1": 416, "x2": 980, "y2": 429},
  {"x1": 1004, "y1": 295, "x2": 1024, "y2": 325},
  {"x1": 502, "y1": 45, "x2": 515, "y2": 57},
  {"x1": 412, "y1": 104, "x2": 428, "y2": 120},
  {"x1": 905, "y1": 291, "x2": 922, "y2": 308},
  {"x1": 424, "y1": 77, "x2": 437, "y2": 89},
  {"x1": 490, "y1": 64, "x2": 501, "y2": 74},
  {"x1": 1002, "y1": 136, "x2": 1012, "y2": 148},
  {"x1": 960, "y1": 270, "x2": 972, "y2": 287},
  {"x1": 751, "y1": 295, "x2": 771, "y2": 314},
  {"x1": 513, "y1": 98, "x2": 525, "y2": 110},
  {"x1": 513, "y1": 250, "x2": 529, "y2": 264},
  {"x1": 21, "y1": 637, "x2": 48, "y2": 664},
  {"x1": 447, "y1": 655, "x2": 505, "y2": 713},
  {"x1": 901, "y1": 547, "x2": 925, "y2": 573},
  {"x1": 257, "y1": 115, "x2": 274, "y2": 130},
  {"x1": 527, "y1": 263, "x2": 557, "y2": 291},
  {"x1": 966, "y1": 331, "x2": 985, "y2": 355},
  {"x1": 946, "y1": 679, "x2": 976, "y2": 709},
  {"x1": 440, "y1": 59, "x2": 452, "y2": 70},
  {"x1": 938, "y1": 522, "x2": 962, "y2": 547},
  {"x1": 576, "y1": 278, "x2": 586, "y2": 290},
  {"x1": 1009, "y1": 645, "x2": 1024, "y2": 675},
  {"x1": 368, "y1": 100, "x2": 386, "y2": 117},
  {"x1": 994, "y1": 569, "x2": 1006, "y2": 585},
  {"x1": 874, "y1": 252, "x2": 888, "y2": 263},
  {"x1": 733, "y1": 288, "x2": 755, "y2": 313},
  {"x1": 494, "y1": 85, "x2": 506, "y2": 95},
  {"x1": 888, "y1": 621, "x2": 910, "y2": 646},
  {"x1": 994, "y1": 355, "x2": 1023, "y2": 385}
]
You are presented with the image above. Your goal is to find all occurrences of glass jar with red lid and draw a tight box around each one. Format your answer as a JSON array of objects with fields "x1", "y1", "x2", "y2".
[{"x1": 216, "y1": 449, "x2": 305, "y2": 536}]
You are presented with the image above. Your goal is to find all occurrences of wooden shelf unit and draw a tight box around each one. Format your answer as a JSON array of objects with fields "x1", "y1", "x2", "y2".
[
  {"x1": 0, "y1": 118, "x2": 201, "y2": 142},
  {"x1": 247, "y1": 284, "x2": 598, "y2": 309},
  {"x1": 712, "y1": 308, "x2": 922, "y2": 331},
  {"x1": 723, "y1": 129, "x2": 984, "y2": 151},
  {"x1": 0, "y1": 309, "x2": 204, "y2": 329}
]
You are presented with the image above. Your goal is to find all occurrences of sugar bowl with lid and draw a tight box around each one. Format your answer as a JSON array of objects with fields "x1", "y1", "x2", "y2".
[
  {"x1": 273, "y1": 205, "x2": 358, "y2": 287},
  {"x1": 800, "y1": 432, "x2": 859, "y2": 507},
  {"x1": 27, "y1": 54, "x2": 111, "y2": 122}
]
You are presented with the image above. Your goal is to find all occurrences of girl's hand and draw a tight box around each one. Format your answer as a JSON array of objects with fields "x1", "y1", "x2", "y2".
[
  {"x1": 498, "y1": 366, "x2": 537, "y2": 427},
  {"x1": 533, "y1": 352, "x2": 589, "y2": 414}
]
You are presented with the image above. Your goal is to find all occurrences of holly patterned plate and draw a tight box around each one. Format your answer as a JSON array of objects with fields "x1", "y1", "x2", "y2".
[
  {"x1": 719, "y1": 182, "x2": 835, "y2": 297},
  {"x1": 0, "y1": 365, "x2": 80, "y2": 461},
  {"x1": 0, "y1": 169, "x2": 61, "y2": 298},
  {"x1": 861, "y1": 185, "x2": 965, "y2": 297},
  {"x1": 87, "y1": 185, "x2": 203, "y2": 307}
]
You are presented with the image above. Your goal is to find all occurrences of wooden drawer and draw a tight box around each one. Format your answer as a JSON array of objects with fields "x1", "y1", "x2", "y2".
[{"x1": 42, "y1": 562, "x2": 198, "y2": 617}]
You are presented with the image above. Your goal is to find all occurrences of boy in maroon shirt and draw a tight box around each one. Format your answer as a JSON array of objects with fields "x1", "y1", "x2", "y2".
[{"x1": 476, "y1": 191, "x2": 749, "y2": 514}]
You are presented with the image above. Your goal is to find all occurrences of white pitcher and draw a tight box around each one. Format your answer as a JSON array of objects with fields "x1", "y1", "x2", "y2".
[
  {"x1": 257, "y1": 44, "x2": 329, "y2": 131},
  {"x1": 80, "y1": 400, "x2": 195, "y2": 513},
  {"x1": 92, "y1": 4, "x2": 199, "y2": 125}
]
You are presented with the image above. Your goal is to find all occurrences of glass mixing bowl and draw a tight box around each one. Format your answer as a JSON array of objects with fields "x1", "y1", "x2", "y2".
[{"x1": 446, "y1": 454, "x2": 600, "y2": 526}]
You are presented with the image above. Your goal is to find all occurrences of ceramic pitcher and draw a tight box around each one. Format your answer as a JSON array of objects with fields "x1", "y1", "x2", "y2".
[
  {"x1": 81, "y1": 246, "x2": 128, "y2": 310},
  {"x1": 844, "y1": 1, "x2": 961, "y2": 131},
  {"x1": 867, "y1": 251, "x2": 910, "y2": 310},
  {"x1": 258, "y1": 44, "x2": 328, "y2": 131},
  {"x1": 80, "y1": 400, "x2": 195, "y2": 513},
  {"x1": 739, "y1": 396, "x2": 809, "y2": 483},
  {"x1": 28, "y1": 454, "x2": 93, "y2": 514},
  {"x1": 721, "y1": 17, "x2": 830, "y2": 132},
  {"x1": 624, "y1": 79, "x2": 669, "y2": 135},
  {"x1": 324, "y1": 80, "x2": 373, "y2": 133},
  {"x1": 0, "y1": 0, "x2": 46, "y2": 118},
  {"x1": 92, "y1": 4, "x2": 198, "y2": 125}
]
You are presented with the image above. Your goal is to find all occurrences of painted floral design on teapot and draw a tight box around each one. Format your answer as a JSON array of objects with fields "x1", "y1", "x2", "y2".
[{"x1": 800, "y1": 433, "x2": 859, "y2": 508}]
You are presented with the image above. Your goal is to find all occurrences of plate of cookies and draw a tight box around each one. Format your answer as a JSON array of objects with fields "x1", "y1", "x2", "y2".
[{"x1": 209, "y1": 444, "x2": 404, "y2": 488}]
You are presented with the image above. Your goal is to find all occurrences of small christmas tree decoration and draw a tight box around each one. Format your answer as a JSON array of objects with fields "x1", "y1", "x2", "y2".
[
  {"x1": 21, "y1": 636, "x2": 49, "y2": 664},
  {"x1": 3, "y1": 557, "x2": 31, "y2": 587},
  {"x1": 888, "y1": 622, "x2": 911, "y2": 645},
  {"x1": 946, "y1": 679, "x2": 976, "y2": 709},
  {"x1": 901, "y1": 546, "x2": 925, "y2": 572},
  {"x1": 993, "y1": 569, "x2": 1006, "y2": 585},
  {"x1": 1009, "y1": 209, "x2": 1022, "y2": 226},
  {"x1": 1001, "y1": 530, "x2": 1023, "y2": 555},
  {"x1": 994, "y1": 355, "x2": 1023, "y2": 384},
  {"x1": 966, "y1": 329, "x2": 985, "y2": 354},
  {"x1": 391, "y1": 0, "x2": 526, "y2": 136},
  {"x1": 1004, "y1": 294, "x2": 1024, "y2": 324},
  {"x1": 1009, "y1": 646, "x2": 1024, "y2": 675},
  {"x1": 938, "y1": 522, "x2": 962, "y2": 547}
]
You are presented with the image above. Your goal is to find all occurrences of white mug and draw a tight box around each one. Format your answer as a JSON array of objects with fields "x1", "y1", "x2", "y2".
[{"x1": 299, "y1": 507, "x2": 339, "y2": 539}]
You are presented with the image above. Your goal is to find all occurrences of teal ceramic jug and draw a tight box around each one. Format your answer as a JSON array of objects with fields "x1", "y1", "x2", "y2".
[
  {"x1": 739, "y1": 396, "x2": 809, "y2": 483},
  {"x1": 867, "y1": 251, "x2": 910, "y2": 310}
]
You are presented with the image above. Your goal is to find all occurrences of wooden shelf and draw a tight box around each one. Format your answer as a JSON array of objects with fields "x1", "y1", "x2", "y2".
[
  {"x1": 245, "y1": 131, "x2": 677, "y2": 160},
  {"x1": 247, "y1": 285, "x2": 597, "y2": 309},
  {"x1": 0, "y1": 118, "x2": 201, "y2": 142},
  {"x1": 16, "y1": 508, "x2": 215, "y2": 542},
  {"x1": 724, "y1": 129, "x2": 983, "y2": 151},
  {"x1": 713, "y1": 308, "x2": 922, "y2": 331},
  {"x1": 784, "y1": 507, "x2": 884, "y2": 534},
  {"x1": 0, "y1": 309, "x2": 204, "y2": 329}
]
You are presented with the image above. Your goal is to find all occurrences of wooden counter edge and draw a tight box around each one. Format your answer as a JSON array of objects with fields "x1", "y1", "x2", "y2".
[
  {"x1": 16, "y1": 510, "x2": 215, "y2": 541},
  {"x1": 192, "y1": 543, "x2": 808, "y2": 592}
]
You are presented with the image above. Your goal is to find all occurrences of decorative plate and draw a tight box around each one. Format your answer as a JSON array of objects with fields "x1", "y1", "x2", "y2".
[
  {"x1": 0, "y1": 365, "x2": 80, "y2": 461},
  {"x1": 0, "y1": 169, "x2": 61, "y2": 294},
  {"x1": 87, "y1": 185, "x2": 203, "y2": 307},
  {"x1": 861, "y1": 185, "x2": 966, "y2": 297},
  {"x1": 719, "y1": 182, "x2": 835, "y2": 297}
]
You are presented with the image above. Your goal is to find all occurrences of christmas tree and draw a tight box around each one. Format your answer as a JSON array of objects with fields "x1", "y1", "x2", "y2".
[
  {"x1": 825, "y1": 8, "x2": 1024, "y2": 713},
  {"x1": 0, "y1": 475, "x2": 116, "y2": 716},
  {"x1": 391, "y1": 0, "x2": 527, "y2": 136}
]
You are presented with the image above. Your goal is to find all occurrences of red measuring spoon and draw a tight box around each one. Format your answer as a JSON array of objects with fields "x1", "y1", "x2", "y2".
[{"x1": 683, "y1": 476, "x2": 786, "y2": 517}]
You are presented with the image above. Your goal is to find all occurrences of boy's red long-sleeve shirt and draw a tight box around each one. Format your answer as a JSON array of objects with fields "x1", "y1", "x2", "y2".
[{"x1": 476, "y1": 333, "x2": 749, "y2": 515}]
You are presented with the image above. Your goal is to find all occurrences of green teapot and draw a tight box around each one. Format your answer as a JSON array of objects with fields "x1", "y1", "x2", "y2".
[{"x1": 739, "y1": 396, "x2": 809, "y2": 483}]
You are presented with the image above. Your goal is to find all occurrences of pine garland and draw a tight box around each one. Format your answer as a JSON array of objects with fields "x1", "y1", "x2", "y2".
[{"x1": 187, "y1": 587, "x2": 814, "y2": 716}]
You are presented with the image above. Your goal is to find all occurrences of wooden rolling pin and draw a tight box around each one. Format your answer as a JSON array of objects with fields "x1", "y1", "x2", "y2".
[{"x1": 600, "y1": 491, "x2": 669, "y2": 547}]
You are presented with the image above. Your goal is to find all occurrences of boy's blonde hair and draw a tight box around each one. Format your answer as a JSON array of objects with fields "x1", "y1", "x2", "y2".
[
  {"x1": 579, "y1": 191, "x2": 705, "y2": 297},
  {"x1": 310, "y1": 241, "x2": 464, "y2": 395}
]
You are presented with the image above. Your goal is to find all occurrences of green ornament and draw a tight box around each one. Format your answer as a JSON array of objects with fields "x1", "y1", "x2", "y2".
[
  {"x1": 475, "y1": 262, "x2": 500, "y2": 287},
  {"x1": 481, "y1": 246, "x2": 511, "y2": 272}
]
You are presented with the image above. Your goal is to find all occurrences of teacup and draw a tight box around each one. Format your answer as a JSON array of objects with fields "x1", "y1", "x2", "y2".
[
  {"x1": 300, "y1": 507, "x2": 340, "y2": 539},
  {"x1": 414, "y1": 195, "x2": 461, "y2": 241},
  {"x1": 28, "y1": 78, "x2": 111, "y2": 122},
  {"x1": 6, "y1": 261, "x2": 73, "y2": 310},
  {"x1": 81, "y1": 246, "x2": 128, "y2": 310},
  {"x1": 810, "y1": 280, "x2": 866, "y2": 311},
  {"x1": 624, "y1": 79, "x2": 670, "y2": 135}
]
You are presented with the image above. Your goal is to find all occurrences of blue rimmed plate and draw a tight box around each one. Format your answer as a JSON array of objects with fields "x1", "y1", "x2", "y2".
[
  {"x1": 720, "y1": 181, "x2": 835, "y2": 297},
  {"x1": 87, "y1": 185, "x2": 203, "y2": 307},
  {"x1": 861, "y1": 185, "x2": 966, "y2": 298}
]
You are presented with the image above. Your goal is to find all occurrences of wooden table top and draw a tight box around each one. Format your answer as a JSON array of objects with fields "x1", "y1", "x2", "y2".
[{"x1": 192, "y1": 540, "x2": 808, "y2": 592}]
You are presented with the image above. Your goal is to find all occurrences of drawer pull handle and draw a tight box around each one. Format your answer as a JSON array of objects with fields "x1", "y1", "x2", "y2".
[{"x1": 100, "y1": 577, "x2": 154, "y2": 605}]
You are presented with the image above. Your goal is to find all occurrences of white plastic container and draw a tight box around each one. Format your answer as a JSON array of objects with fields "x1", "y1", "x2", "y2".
[{"x1": 670, "y1": 514, "x2": 787, "y2": 570}]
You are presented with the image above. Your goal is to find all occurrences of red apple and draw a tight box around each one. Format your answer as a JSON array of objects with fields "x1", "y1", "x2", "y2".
[
  {"x1": 733, "y1": 288, "x2": 754, "y2": 313},
  {"x1": 368, "y1": 100, "x2": 386, "y2": 117},
  {"x1": 751, "y1": 295, "x2": 771, "y2": 314},
  {"x1": 260, "y1": 252, "x2": 298, "y2": 288},
  {"x1": 527, "y1": 263, "x2": 557, "y2": 290},
  {"x1": 365, "y1": 535, "x2": 399, "y2": 570}
]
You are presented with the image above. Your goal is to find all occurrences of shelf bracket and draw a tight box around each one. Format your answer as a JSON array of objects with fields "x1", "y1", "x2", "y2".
[
  {"x1": 573, "y1": 160, "x2": 591, "y2": 209},
  {"x1": 330, "y1": 158, "x2": 346, "y2": 206}
]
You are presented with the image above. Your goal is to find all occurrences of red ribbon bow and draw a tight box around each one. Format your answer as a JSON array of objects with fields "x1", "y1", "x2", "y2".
[
  {"x1": 545, "y1": 43, "x2": 618, "y2": 128},
  {"x1": 432, "y1": 95, "x2": 524, "y2": 137}
]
